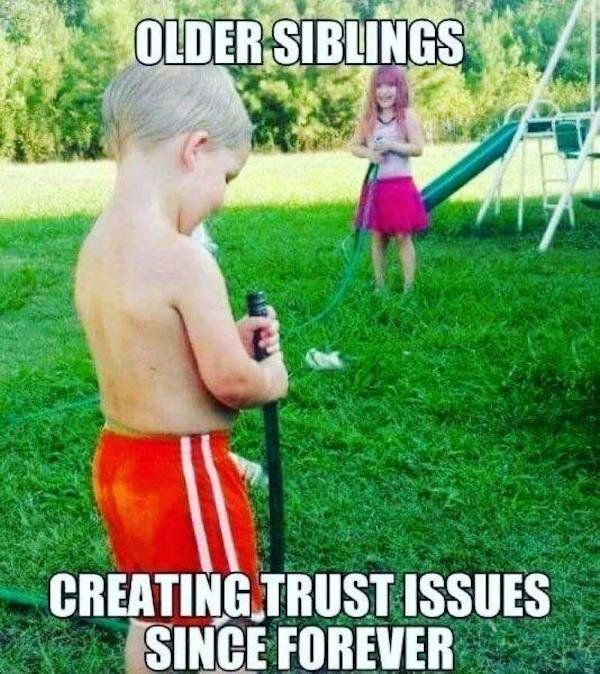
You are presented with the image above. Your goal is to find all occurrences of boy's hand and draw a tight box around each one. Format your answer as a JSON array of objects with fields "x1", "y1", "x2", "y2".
[{"x1": 237, "y1": 307, "x2": 281, "y2": 358}]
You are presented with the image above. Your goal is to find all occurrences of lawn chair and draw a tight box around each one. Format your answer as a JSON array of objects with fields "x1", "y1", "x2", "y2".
[{"x1": 554, "y1": 117, "x2": 600, "y2": 203}]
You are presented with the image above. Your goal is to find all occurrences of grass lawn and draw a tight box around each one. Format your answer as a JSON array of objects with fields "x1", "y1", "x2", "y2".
[{"x1": 0, "y1": 145, "x2": 598, "y2": 673}]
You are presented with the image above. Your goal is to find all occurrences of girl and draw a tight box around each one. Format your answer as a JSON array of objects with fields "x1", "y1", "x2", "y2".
[{"x1": 350, "y1": 65, "x2": 428, "y2": 292}]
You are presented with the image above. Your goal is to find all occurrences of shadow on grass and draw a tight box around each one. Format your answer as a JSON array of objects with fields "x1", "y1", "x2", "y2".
[
  {"x1": 0, "y1": 196, "x2": 598, "y2": 483},
  {"x1": 218, "y1": 192, "x2": 599, "y2": 242},
  {"x1": 0, "y1": 191, "x2": 597, "y2": 246}
]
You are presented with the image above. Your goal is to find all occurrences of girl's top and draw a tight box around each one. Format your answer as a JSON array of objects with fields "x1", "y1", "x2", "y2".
[{"x1": 371, "y1": 116, "x2": 411, "y2": 180}]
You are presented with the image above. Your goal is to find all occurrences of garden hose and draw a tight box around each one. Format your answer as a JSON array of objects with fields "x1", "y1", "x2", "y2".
[
  {"x1": 0, "y1": 168, "x2": 379, "y2": 631},
  {"x1": 0, "y1": 586, "x2": 128, "y2": 634},
  {"x1": 285, "y1": 162, "x2": 377, "y2": 339}
]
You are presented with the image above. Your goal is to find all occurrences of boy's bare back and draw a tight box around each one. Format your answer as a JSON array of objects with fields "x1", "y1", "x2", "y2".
[
  {"x1": 75, "y1": 216, "x2": 236, "y2": 435},
  {"x1": 79, "y1": 62, "x2": 286, "y2": 674}
]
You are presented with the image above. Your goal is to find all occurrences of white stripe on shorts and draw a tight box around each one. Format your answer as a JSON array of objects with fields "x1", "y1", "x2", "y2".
[
  {"x1": 180, "y1": 436, "x2": 213, "y2": 572},
  {"x1": 200, "y1": 434, "x2": 240, "y2": 573}
]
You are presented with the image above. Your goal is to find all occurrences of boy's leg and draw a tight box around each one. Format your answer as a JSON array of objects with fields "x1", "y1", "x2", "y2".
[
  {"x1": 125, "y1": 621, "x2": 254, "y2": 674},
  {"x1": 126, "y1": 621, "x2": 160, "y2": 674},
  {"x1": 396, "y1": 234, "x2": 416, "y2": 291},
  {"x1": 371, "y1": 233, "x2": 387, "y2": 289}
]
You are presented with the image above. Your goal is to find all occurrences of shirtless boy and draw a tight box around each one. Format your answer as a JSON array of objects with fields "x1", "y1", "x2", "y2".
[{"x1": 75, "y1": 63, "x2": 288, "y2": 674}]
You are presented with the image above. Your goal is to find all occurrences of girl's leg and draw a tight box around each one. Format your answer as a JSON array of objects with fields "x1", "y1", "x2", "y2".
[
  {"x1": 371, "y1": 233, "x2": 388, "y2": 289},
  {"x1": 396, "y1": 235, "x2": 416, "y2": 291}
]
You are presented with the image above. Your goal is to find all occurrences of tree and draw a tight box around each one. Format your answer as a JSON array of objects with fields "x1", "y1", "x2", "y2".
[
  {"x1": 56, "y1": 0, "x2": 164, "y2": 157},
  {"x1": 0, "y1": 28, "x2": 15, "y2": 157},
  {"x1": 1, "y1": 0, "x2": 70, "y2": 160}
]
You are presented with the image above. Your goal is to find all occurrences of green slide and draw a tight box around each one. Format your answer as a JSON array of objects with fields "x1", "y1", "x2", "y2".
[{"x1": 421, "y1": 122, "x2": 519, "y2": 212}]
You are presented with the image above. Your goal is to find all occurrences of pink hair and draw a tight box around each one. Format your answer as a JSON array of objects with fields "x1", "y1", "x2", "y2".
[{"x1": 355, "y1": 65, "x2": 410, "y2": 142}]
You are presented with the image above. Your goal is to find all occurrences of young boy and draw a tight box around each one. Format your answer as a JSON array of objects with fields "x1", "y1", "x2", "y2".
[{"x1": 75, "y1": 63, "x2": 288, "y2": 674}]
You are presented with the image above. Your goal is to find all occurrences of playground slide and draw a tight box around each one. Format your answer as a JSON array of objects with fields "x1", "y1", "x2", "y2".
[{"x1": 421, "y1": 122, "x2": 519, "y2": 212}]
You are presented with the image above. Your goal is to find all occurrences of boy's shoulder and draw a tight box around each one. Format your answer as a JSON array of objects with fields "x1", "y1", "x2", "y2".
[{"x1": 166, "y1": 232, "x2": 226, "y2": 299}]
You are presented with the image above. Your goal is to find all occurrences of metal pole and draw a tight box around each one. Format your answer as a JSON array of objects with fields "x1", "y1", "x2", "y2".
[
  {"x1": 539, "y1": 108, "x2": 600, "y2": 251},
  {"x1": 591, "y1": 0, "x2": 597, "y2": 112},
  {"x1": 590, "y1": 0, "x2": 598, "y2": 194},
  {"x1": 246, "y1": 292, "x2": 285, "y2": 574},
  {"x1": 518, "y1": 135, "x2": 527, "y2": 231},
  {"x1": 476, "y1": 0, "x2": 588, "y2": 227}
]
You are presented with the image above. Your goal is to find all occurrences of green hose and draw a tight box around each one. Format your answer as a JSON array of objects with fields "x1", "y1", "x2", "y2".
[
  {"x1": 285, "y1": 228, "x2": 370, "y2": 339},
  {"x1": 0, "y1": 587, "x2": 129, "y2": 634},
  {"x1": 285, "y1": 162, "x2": 377, "y2": 339},
  {"x1": 0, "y1": 166, "x2": 378, "y2": 630}
]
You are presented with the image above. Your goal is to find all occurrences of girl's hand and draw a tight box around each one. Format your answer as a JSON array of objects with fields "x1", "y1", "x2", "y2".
[
  {"x1": 368, "y1": 148, "x2": 382, "y2": 163},
  {"x1": 371, "y1": 138, "x2": 390, "y2": 153},
  {"x1": 237, "y1": 307, "x2": 281, "y2": 357}
]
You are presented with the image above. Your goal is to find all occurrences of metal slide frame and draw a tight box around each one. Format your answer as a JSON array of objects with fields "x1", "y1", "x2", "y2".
[
  {"x1": 476, "y1": 0, "x2": 598, "y2": 249},
  {"x1": 494, "y1": 101, "x2": 561, "y2": 232},
  {"x1": 539, "y1": 108, "x2": 600, "y2": 251}
]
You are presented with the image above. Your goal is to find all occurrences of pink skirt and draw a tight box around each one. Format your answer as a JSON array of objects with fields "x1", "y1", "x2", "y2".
[{"x1": 355, "y1": 176, "x2": 429, "y2": 236}]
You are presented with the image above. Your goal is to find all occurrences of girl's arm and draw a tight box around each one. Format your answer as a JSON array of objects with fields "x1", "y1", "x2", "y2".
[
  {"x1": 379, "y1": 108, "x2": 424, "y2": 157},
  {"x1": 349, "y1": 131, "x2": 380, "y2": 162}
]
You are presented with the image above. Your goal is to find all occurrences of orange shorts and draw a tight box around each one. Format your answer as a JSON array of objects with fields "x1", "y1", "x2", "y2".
[{"x1": 92, "y1": 428, "x2": 263, "y2": 626}]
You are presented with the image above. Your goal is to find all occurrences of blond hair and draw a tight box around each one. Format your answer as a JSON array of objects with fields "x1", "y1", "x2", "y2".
[{"x1": 102, "y1": 63, "x2": 252, "y2": 159}]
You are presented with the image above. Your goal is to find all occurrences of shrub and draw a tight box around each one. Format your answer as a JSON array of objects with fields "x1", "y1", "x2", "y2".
[{"x1": 0, "y1": 0, "x2": 594, "y2": 160}]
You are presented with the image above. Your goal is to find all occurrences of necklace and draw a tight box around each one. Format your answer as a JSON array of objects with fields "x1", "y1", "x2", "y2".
[{"x1": 378, "y1": 115, "x2": 396, "y2": 124}]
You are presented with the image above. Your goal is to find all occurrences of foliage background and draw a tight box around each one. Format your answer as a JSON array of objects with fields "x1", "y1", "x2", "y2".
[{"x1": 0, "y1": 0, "x2": 596, "y2": 160}]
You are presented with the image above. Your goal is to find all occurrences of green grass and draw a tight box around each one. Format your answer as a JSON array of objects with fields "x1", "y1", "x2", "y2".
[{"x1": 0, "y1": 145, "x2": 598, "y2": 673}]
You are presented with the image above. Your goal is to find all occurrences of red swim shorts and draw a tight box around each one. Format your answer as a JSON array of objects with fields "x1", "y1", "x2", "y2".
[{"x1": 92, "y1": 428, "x2": 263, "y2": 626}]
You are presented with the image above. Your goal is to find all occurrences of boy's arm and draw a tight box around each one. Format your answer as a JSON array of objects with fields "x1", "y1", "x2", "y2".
[{"x1": 171, "y1": 240, "x2": 288, "y2": 409}]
